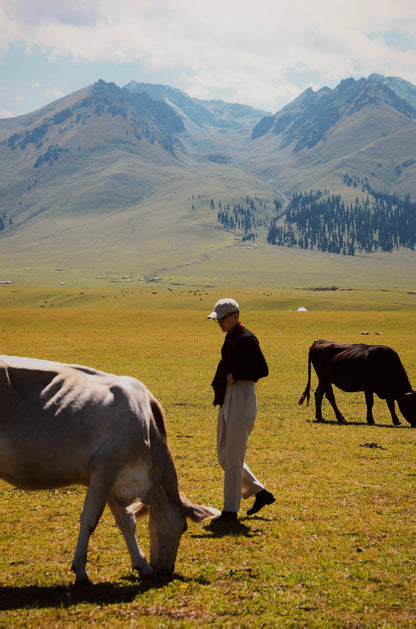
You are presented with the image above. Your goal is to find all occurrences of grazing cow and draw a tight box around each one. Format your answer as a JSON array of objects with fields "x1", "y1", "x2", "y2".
[
  {"x1": 0, "y1": 355, "x2": 219, "y2": 585},
  {"x1": 298, "y1": 341, "x2": 416, "y2": 426}
]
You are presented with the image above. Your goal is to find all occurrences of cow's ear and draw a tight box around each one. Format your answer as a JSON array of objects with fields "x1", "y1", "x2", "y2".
[
  {"x1": 180, "y1": 495, "x2": 221, "y2": 523},
  {"x1": 129, "y1": 502, "x2": 149, "y2": 520}
]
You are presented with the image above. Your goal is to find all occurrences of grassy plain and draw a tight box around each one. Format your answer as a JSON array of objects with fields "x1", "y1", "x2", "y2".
[
  {"x1": 1, "y1": 242, "x2": 416, "y2": 292},
  {"x1": 0, "y1": 287, "x2": 416, "y2": 627}
]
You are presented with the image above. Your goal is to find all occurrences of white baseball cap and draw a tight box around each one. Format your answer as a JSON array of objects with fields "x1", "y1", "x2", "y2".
[{"x1": 208, "y1": 298, "x2": 239, "y2": 319}]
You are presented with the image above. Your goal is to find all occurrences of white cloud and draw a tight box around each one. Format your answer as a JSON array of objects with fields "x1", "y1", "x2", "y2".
[
  {"x1": 0, "y1": 0, "x2": 415, "y2": 112},
  {"x1": 3, "y1": 0, "x2": 101, "y2": 27},
  {"x1": 0, "y1": 107, "x2": 19, "y2": 119},
  {"x1": 41, "y1": 85, "x2": 66, "y2": 102}
]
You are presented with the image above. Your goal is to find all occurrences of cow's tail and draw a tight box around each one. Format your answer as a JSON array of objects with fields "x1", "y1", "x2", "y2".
[{"x1": 298, "y1": 349, "x2": 312, "y2": 406}]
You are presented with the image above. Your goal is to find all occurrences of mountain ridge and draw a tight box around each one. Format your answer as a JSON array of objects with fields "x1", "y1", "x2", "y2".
[
  {"x1": 124, "y1": 81, "x2": 269, "y2": 131},
  {"x1": 0, "y1": 74, "x2": 415, "y2": 286},
  {"x1": 249, "y1": 75, "x2": 416, "y2": 199},
  {"x1": 252, "y1": 76, "x2": 416, "y2": 147}
]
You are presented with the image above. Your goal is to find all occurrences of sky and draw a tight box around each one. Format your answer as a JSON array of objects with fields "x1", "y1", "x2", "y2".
[{"x1": 1, "y1": 0, "x2": 416, "y2": 119}]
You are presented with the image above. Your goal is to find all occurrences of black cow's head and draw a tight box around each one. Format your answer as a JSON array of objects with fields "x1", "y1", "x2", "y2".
[{"x1": 398, "y1": 391, "x2": 416, "y2": 427}]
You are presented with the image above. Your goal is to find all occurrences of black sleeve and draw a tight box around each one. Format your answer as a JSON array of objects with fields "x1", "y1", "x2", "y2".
[
  {"x1": 232, "y1": 334, "x2": 269, "y2": 382},
  {"x1": 211, "y1": 359, "x2": 228, "y2": 406}
]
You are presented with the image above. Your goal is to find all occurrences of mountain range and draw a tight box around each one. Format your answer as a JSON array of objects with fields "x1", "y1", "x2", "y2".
[{"x1": 0, "y1": 74, "x2": 415, "y2": 287}]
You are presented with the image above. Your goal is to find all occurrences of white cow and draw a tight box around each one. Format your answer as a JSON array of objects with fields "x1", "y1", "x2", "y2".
[{"x1": 0, "y1": 355, "x2": 219, "y2": 585}]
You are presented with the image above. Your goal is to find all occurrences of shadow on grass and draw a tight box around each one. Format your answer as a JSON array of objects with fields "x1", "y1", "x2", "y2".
[
  {"x1": 0, "y1": 573, "x2": 204, "y2": 611},
  {"x1": 308, "y1": 418, "x2": 412, "y2": 428},
  {"x1": 193, "y1": 520, "x2": 255, "y2": 539}
]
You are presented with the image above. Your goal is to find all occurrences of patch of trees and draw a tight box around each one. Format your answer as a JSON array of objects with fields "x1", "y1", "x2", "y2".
[
  {"x1": 216, "y1": 195, "x2": 272, "y2": 240},
  {"x1": 189, "y1": 195, "x2": 216, "y2": 211},
  {"x1": 217, "y1": 204, "x2": 254, "y2": 234},
  {"x1": 267, "y1": 184, "x2": 416, "y2": 255},
  {"x1": 189, "y1": 194, "x2": 279, "y2": 241}
]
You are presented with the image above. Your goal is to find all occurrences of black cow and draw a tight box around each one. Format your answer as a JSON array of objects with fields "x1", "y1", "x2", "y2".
[{"x1": 298, "y1": 340, "x2": 416, "y2": 426}]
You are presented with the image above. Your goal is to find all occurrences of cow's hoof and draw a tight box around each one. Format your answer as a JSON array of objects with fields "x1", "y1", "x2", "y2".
[
  {"x1": 73, "y1": 576, "x2": 93, "y2": 587},
  {"x1": 337, "y1": 416, "x2": 348, "y2": 424},
  {"x1": 135, "y1": 564, "x2": 154, "y2": 579},
  {"x1": 315, "y1": 417, "x2": 325, "y2": 423}
]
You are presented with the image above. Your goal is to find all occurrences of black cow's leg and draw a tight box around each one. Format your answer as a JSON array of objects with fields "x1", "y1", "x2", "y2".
[
  {"x1": 314, "y1": 382, "x2": 325, "y2": 421},
  {"x1": 315, "y1": 382, "x2": 346, "y2": 423},
  {"x1": 325, "y1": 384, "x2": 347, "y2": 424},
  {"x1": 386, "y1": 397, "x2": 401, "y2": 426},
  {"x1": 364, "y1": 391, "x2": 375, "y2": 425}
]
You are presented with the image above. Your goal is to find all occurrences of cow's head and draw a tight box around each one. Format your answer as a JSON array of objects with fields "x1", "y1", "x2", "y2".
[
  {"x1": 132, "y1": 494, "x2": 219, "y2": 576},
  {"x1": 398, "y1": 391, "x2": 416, "y2": 427}
]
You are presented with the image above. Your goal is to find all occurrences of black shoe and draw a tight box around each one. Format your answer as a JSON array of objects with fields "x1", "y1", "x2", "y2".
[
  {"x1": 209, "y1": 510, "x2": 238, "y2": 525},
  {"x1": 247, "y1": 489, "x2": 275, "y2": 516}
]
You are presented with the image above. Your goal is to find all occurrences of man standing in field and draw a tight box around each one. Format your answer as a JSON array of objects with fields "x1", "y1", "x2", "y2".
[{"x1": 208, "y1": 298, "x2": 275, "y2": 524}]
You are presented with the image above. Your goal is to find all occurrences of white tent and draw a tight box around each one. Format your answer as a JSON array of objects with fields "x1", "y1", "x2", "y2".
[{"x1": 297, "y1": 306, "x2": 308, "y2": 311}]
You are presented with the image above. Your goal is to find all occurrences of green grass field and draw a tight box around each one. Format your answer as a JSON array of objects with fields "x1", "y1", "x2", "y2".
[{"x1": 1, "y1": 289, "x2": 416, "y2": 626}]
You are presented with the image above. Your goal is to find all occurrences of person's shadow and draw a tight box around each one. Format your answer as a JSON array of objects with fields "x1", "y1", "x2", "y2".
[{"x1": 192, "y1": 518, "x2": 259, "y2": 538}]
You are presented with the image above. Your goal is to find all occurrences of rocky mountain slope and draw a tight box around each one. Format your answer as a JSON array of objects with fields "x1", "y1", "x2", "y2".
[{"x1": 249, "y1": 75, "x2": 416, "y2": 198}]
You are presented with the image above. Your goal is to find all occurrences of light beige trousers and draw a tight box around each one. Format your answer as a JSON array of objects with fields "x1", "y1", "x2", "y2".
[{"x1": 217, "y1": 380, "x2": 264, "y2": 512}]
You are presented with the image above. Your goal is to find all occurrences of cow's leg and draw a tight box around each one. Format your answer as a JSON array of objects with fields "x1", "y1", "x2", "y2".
[
  {"x1": 314, "y1": 382, "x2": 326, "y2": 421},
  {"x1": 325, "y1": 384, "x2": 347, "y2": 424},
  {"x1": 386, "y1": 397, "x2": 401, "y2": 426},
  {"x1": 364, "y1": 391, "x2": 375, "y2": 425},
  {"x1": 71, "y1": 475, "x2": 114, "y2": 585},
  {"x1": 107, "y1": 493, "x2": 154, "y2": 578}
]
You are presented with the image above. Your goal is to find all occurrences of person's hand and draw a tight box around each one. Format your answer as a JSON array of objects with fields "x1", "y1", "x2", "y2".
[{"x1": 227, "y1": 373, "x2": 235, "y2": 386}]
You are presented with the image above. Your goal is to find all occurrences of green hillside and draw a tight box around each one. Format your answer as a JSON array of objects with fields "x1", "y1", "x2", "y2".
[{"x1": 0, "y1": 76, "x2": 415, "y2": 290}]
